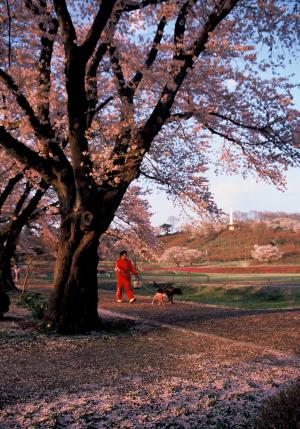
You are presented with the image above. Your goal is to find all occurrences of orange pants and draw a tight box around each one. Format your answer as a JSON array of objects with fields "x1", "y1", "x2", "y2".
[{"x1": 116, "y1": 277, "x2": 134, "y2": 300}]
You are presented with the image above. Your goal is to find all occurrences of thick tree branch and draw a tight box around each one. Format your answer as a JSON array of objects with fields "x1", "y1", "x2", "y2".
[
  {"x1": 1, "y1": 179, "x2": 50, "y2": 243},
  {"x1": 86, "y1": 8, "x2": 122, "y2": 128},
  {"x1": 173, "y1": 0, "x2": 197, "y2": 61},
  {"x1": 109, "y1": 44, "x2": 131, "y2": 102},
  {"x1": 0, "y1": 68, "x2": 69, "y2": 170},
  {"x1": 86, "y1": 43, "x2": 110, "y2": 128},
  {"x1": 36, "y1": 12, "x2": 59, "y2": 125},
  {"x1": 16, "y1": 180, "x2": 49, "y2": 229},
  {"x1": 14, "y1": 182, "x2": 32, "y2": 217},
  {"x1": 52, "y1": 0, "x2": 76, "y2": 49},
  {"x1": 0, "y1": 69, "x2": 48, "y2": 138},
  {"x1": 80, "y1": 1, "x2": 118, "y2": 64},
  {"x1": 0, "y1": 173, "x2": 23, "y2": 211},
  {"x1": 0, "y1": 127, "x2": 54, "y2": 183}
]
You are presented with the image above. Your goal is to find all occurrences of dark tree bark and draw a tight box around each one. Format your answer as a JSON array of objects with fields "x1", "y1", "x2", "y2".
[
  {"x1": 0, "y1": 288, "x2": 10, "y2": 320},
  {"x1": 44, "y1": 212, "x2": 101, "y2": 333},
  {"x1": 0, "y1": 234, "x2": 18, "y2": 291}
]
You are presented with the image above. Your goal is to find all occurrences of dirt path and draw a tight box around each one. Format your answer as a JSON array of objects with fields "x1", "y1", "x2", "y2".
[
  {"x1": 99, "y1": 290, "x2": 300, "y2": 354},
  {"x1": 0, "y1": 290, "x2": 299, "y2": 428}
]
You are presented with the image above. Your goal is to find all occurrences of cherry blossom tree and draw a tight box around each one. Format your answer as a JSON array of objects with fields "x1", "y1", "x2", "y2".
[
  {"x1": 183, "y1": 248, "x2": 203, "y2": 266},
  {"x1": 251, "y1": 244, "x2": 283, "y2": 263},
  {"x1": 0, "y1": 0, "x2": 299, "y2": 332},
  {"x1": 161, "y1": 246, "x2": 203, "y2": 266},
  {"x1": 161, "y1": 246, "x2": 185, "y2": 266},
  {"x1": 0, "y1": 151, "x2": 48, "y2": 291}
]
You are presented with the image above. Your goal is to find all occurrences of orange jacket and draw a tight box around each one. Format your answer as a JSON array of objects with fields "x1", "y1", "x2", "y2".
[{"x1": 115, "y1": 258, "x2": 138, "y2": 280}]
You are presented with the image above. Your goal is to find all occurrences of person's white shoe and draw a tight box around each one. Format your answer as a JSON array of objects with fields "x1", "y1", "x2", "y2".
[
  {"x1": 117, "y1": 299, "x2": 122, "y2": 303},
  {"x1": 129, "y1": 298, "x2": 136, "y2": 303}
]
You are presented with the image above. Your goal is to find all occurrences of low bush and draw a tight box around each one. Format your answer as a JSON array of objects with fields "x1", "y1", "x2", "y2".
[
  {"x1": 255, "y1": 378, "x2": 300, "y2": 428},
  {"x1": 17, "y1": 292, "x2": 48, "y2": 320}
]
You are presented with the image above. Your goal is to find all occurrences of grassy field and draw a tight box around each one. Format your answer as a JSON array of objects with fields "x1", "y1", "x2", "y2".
[
  {"x1": 23, "y1": 263, "x2": 300, "y2": 309},
  {"x1": 97, "y1": 276, "x2": 300, "y2": 309},
  {"x1": 96, "y1": 269, "x2": 300, "y2": 286}
]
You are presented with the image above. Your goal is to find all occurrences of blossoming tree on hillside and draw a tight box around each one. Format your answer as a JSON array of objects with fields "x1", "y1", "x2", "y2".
[
  {"x1": 251, "y1": 244, "x2": 283, "y2": 263},
  {"x1": 0, "y1": 0, "x2": 299, "y2": 332},
  {"x1": 161, "y1": 246, "x2": 184, "y2": 266},
  {"x1": 161, "y1": 246, "x2": 203, "y2": 266}
]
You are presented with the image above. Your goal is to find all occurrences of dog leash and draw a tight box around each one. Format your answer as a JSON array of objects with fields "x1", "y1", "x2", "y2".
[{"x1": 137, "y1": 278, "x2": 158, "y2": 294}]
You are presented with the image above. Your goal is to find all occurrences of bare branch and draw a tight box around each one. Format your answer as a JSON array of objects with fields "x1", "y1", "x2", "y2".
[
  {"x1": 129, "y1": 16, "x2": 166, "y2": 93},
  {"x1": 208, "y1": 111, "x2": 271, "y2": 134}
]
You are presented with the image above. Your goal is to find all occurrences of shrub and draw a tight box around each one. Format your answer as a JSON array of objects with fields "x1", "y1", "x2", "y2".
[
  {"x1": 255, "y1": 378, "x2": 300, "y2": 428},
  {"x1": 17, "y1": 292, "x2": 48, "y2": 320}
]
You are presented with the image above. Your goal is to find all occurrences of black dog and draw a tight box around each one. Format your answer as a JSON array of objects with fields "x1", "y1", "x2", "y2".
[
  {"x1": 0, "y1": 290, "x2": 10, "y2": 320},
  {"x1": 153, "y1": 281, "x2": 182, "y2": 304}
]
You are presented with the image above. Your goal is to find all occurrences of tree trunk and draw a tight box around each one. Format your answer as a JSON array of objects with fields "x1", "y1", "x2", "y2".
[
  {"x1": 44, "y1": 212, "x2": 101, "y2": 334},
  {"x1": 0, "y1": 237, "x2": 18, "y2": 292}
]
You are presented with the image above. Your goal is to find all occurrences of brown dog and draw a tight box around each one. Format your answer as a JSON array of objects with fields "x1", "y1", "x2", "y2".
[{"x1": 152, "y1": 291, "x2": 165, "y2": 306}]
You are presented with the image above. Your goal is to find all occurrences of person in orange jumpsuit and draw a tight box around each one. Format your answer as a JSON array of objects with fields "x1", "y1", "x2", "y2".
[{"x1": 115, "y1": 250, "x2": 139, "y2": 303}]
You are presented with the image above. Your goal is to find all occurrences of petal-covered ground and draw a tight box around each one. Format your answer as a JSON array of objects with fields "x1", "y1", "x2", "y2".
[{"x1": 0, "y1": 289, "x2": 299, "y2": 428}]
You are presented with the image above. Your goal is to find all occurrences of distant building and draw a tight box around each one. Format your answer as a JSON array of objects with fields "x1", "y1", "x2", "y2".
[{"x1": 228, "y1": 208, "x2": 236, "y2": 231}]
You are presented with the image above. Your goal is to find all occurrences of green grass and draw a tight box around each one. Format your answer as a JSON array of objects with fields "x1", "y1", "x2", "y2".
[
  {"x1": 98, "y1": 280, "x2": 300, "y2": 309},
  {"x1": 173, "y1": 284, "x2": 300, "y2": 309}
]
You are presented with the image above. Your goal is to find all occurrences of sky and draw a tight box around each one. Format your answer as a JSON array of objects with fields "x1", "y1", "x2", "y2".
[
  {"x1": 147, "y1": 167, "x2": 300, "y2": 227},
  {"x1": 148, "y1": 62, "x2": 300, "y2": 228}
]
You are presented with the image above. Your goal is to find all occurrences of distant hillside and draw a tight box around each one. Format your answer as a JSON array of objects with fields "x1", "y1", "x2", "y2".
[{"x1": 159, "y1": 219, "x2": 300, "y2": 264}]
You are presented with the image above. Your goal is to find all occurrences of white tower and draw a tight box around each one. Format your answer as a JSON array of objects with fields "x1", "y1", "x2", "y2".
[{"x1": 228, "y1": 208, "x2": 235, "y2": 231}]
